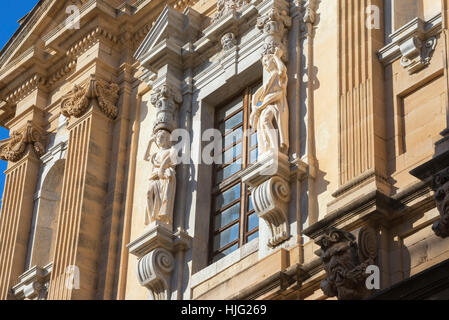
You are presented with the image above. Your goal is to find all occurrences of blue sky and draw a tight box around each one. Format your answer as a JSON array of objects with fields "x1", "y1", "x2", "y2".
[{"x1": 0, "y1": 1, "x2": 39, "y2": 207}]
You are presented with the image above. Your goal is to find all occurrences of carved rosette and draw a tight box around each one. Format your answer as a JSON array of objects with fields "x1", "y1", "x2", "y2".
[
  {"x1": 150, "y1": 84, "x2": 182, "y2": 134},
  {"x1": 213, "y1": 0, "x2": 250, "y2": 22},
  {"x1": 0, "y1": 121, "x2": 45, "y2": 162},
  {"x1": 60, "y1": 75, "x2": 120, "y2": 120},
  {"x1": 318, "y1": 228, "x2": 378, "y2": 300},
  {"x1": 257, "y1": 8, "x2": 291, "y2": 59},
  {"x1": 137, "y1": 248, "x2": 175, "y2": 300},
  {"x1": 432, "y1": 169, "x2": 449, "y2": 238},
  {"x1": 252, "y1": 176, "x2": 291, "y2": 247}
]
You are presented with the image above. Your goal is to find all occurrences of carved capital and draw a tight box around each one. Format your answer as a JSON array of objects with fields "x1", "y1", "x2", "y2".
[
  {"x1": 257, "y1": 7, "x2": 291, "y2": 58},
  {"x1": 318, "y1": 228, "x2": 377, "y2": 300},
  {"x1": 137, "y1": 248, "x2": 175, "y2": 300},
  {"x1": 252, "y1": 176, "x2": 291, "y2": 247},
  {"x1": 150, "y1": 84, "x2": 182, "y2": 134},
  {"x1": 432, "y1": 168, "x2": 449, "y2": 238},
  {"x1": 61, "y1": 75, "x2": 120, "y2": 120},
  {"x1": 0, "y1": 121, "x2": 45, "y2": 162}
]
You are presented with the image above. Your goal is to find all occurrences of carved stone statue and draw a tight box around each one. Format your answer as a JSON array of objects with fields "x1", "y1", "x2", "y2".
[
  {"x1": 432, "y1": 169, "x2": 449, "y2": 238},
  {"x1": 318, "y1": 228, "x2": 370, "y2": 300},
  {"x1": 250, "y1": 48, "x2": 289, "y2": 158},
  {"x1": 144, "y1": 129, "x2": 177, "y2": 226}
]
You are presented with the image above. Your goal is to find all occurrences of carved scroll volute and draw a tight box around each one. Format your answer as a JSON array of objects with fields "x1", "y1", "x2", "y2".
[
  {"x1": 136, "y1": 248, "x2": 175, "y2": 300},
  {"x1": 318, "y1": 228, "x2": 376, "y2": 300},
  {"x1": 60, "y1": 75, "x2": 119, "y2": 120},
  {"x1": 432, "y1": 169, "x2": 449, "y2": 238},
  {"x1": 252, "y1": 176, "x2": 291, "y2": 247},
  {"x1": 0, "y1": 121, "x2": 45, "y2": 162}
]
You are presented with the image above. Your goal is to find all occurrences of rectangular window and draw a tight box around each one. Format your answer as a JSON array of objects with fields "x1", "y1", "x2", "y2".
[{"x1": 210, "y1": 82, "x2": 262, "y2": 264}]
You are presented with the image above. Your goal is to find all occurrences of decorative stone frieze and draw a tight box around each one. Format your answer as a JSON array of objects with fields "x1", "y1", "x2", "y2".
[
  {"x1": 60, "y1": 75, "x2": 120, "y2": 120},
  {"x1": 66, "y1": 27, "x2": 118, "y2": 58},
  {"x1": 378, "y1": 14, "x2": 442, "y2": 74},
  {"x1": 11, "y1": 264, "x2": 52, "y2": 300},
  {"x1": 256, "y1": 6, "x2": 291, "y2": 59},
  {"x1": 213, "y1": 0, "x2": 251, "y2": 22},
  {"x1": 318, "y1": 227, "x2": 378, "y2": 300},
  {"x1": 0, "y1": 120, "x2": 45, "y2": 162},
  {"x1": 4, "y1": 74, "x2": 44, "y2": 105}
]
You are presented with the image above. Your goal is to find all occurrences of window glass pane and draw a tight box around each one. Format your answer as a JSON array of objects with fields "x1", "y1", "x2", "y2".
[
  {"x1": 247, "y1": 213, "x2": 258, "y2": 232},
  {"x1": 216, "y1": 161, "x2": 242, "y2": 184},
  {"x1": 250, "y1": 132, "x2": 258, "y2": 148},
  {"x1": 215, "y1": 184, "x2": 241, "y2": 209},
  {"x1": 212, "y1": 243, "x2": 239, "y2": 263},
  {"x1": 220, "y1": 112, "x2": 243, "y2": 134},
  {"x1": 247, "y1": 231, "x2": 259, "y2": 243},
  {"x1": 250, "y1": 148, "x2": 258, "y2": 164},
  {"x1": 217, "y1": 98, "x2": 243, "y2": 120},
  {"x1": 223, "y1": 143, "x2": 242, "y2": 164},
  {"x1": 224, "y1": 127, "x2": 243, "y2": 149},
  {"x1": 215, "y1": 203, "x2": 240, "y2": 230},
  {"x1": 213, "y1": 223, "x2": 240, "y2": 251}
]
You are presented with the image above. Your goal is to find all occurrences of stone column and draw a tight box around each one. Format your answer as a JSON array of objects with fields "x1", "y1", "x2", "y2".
[
  {"x1": 47, "y1": 75, "x2": 119, "y2": 300},
  {"x1": 0, "y1": 116, "x2": 46, "y2": 300}
]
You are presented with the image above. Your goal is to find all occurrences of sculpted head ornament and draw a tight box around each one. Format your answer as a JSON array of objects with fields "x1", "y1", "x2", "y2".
[
  {"x1": 318, "y1": 228, "x2": 370, "y2": 300},
  {"x1": 432, "y1": 169, "x2": 449, "y2": 238}
]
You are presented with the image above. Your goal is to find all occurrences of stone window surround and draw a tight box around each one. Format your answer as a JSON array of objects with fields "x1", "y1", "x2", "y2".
[{"x1": 133, "y1": 0, "x2": 296, "y2": 297}]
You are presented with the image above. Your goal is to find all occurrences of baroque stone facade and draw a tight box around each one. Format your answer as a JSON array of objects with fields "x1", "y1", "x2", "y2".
[{"x1": 1, "y1": 0, "x2": 449, "y2": 301}]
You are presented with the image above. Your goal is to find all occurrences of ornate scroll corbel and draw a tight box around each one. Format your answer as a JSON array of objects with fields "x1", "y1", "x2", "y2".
[
  {"x1": 252, "y1": 176, "x2": 291, "y2": 247},
  {"x1": 136, "y1": 248, "x2": 175, "y2": 300},
  {"x1": 61, "y1": 75, "x2": 120, "y2": 120},
  {"x1": 0, "y1": 121, "x2": 45, "y2": 162}
]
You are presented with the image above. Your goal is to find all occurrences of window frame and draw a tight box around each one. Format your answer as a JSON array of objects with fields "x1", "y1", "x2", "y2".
[{"x1": 209, "y1": 81, "x2": 262, "y2": 264}]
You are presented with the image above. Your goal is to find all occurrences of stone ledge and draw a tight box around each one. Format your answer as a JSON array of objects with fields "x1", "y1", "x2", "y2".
[{"x1": 191, "y1": 238, "x2": 259, "y2": 289}]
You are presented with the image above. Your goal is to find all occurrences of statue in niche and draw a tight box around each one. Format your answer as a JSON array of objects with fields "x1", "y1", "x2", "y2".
[
  {"x1": 144, "y1": 129, "x2": 177, "y2": 226},
  {"x1": 250, "y1": 47, "x2": 289, "y2": 158}
]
